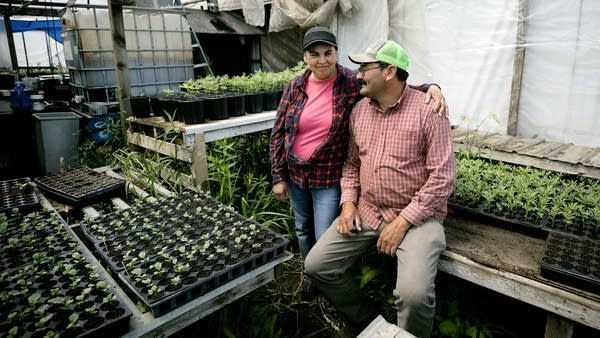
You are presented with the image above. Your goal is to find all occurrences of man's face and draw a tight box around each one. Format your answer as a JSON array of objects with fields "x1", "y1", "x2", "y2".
[{"x1": 356, "y1": 62, "x2": 385, "y2": 98}]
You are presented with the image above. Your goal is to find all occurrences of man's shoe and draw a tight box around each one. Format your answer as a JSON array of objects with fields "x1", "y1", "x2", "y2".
[{"x1": 300, "y1": 280, "x2": 318, "y2": 302}]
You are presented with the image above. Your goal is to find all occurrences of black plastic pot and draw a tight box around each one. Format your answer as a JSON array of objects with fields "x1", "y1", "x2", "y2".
[
  {"x1": 204, "y1": 95, "x2": 229, "y2": 120},
  {"x1": 178, "y1": 98, "x2": 204, "y2": 125},
  {"x1": 128, "y1": 96, "x2": 152, "y2": 118},
  {"x1": 263, "y1": 91, "x2": 280, "y2": 111},
  {"x1": 227, "y1": 94, "x2": 246, "y2": 117},
  {"x1": 245, "y1": 93, "x2": 263, "y2": 114},
  {"x1": 157, "y1": 97, "x2": 177, "y2": 121}
]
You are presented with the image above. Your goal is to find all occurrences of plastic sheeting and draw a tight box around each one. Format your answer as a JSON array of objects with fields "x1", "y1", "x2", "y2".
[
  {"x1": 334, "y1": 0, "x2": 600, "y2": 148},
  {"x1": 12, "y1": 19, "x2": 62, "y2": 43}
]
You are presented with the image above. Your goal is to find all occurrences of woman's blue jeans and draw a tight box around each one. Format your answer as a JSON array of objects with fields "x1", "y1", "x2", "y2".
[{"x1": 288, "y1": 181, "x2": 341, "y2": 261}]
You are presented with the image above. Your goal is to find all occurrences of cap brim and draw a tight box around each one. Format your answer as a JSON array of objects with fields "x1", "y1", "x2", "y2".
[
  {"x1": 304, "y1": 40, "x2": 337, "y2": 50},
  {"x1": 348, "y1": 53, "x2": 378, "y2": 64}
]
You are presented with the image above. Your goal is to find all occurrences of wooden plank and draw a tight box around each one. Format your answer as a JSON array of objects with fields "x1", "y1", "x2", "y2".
[
  {"x1": 517, "y1": 141, "x2": 570, "y2": 159},
  {"x1": 476, "y1": 133, "x2": 514, "y2": 149},
  {"x1": 131, "y1": 111, "x2": 276, "y2": 146},
  {"x1": 105, "y1": 169, "x2": 157, "y2": 203},
  {"x1": 126, "y1": 130, "x2": 193, "y2": 162},
  {"x1": 451, "y1": 126, "x2": 471, "y2": 140},
  {"x1": 357, "y1": 315, "x2": 415, "y2": 338},
  {"x1": 545, "y1": 313, "x2": 574, "y2": 338},
  {"x1": 453, "y1": 129, "x2": 498, "y2": 148},
  {"x1": 81, "y1": 206, "x2": 100, "y2": 219},
  {"x1": 111, "y1": 197, "x2": 130, "y2": 210},
  {"x1": 494, "y1": 136, "x2": 545, "y2": 153},
  {"x1": 108, "y1": 0, "x2": 132, "y2": 138},
  {"x1": 454, "y1": 143, "x2": 600, "y2": 179},
  {"x1": 126, "y1": 170, "x2": 176, "y2": 198},
  {"x1": 547, "y1": 143, "x2": 594, "y2": 165},
  {"x1": 159, "y1": 166, "x2": 195, "y2": 189},
  {"x1": 582, "y1": 148, "x2": 600, "y2": 167}
]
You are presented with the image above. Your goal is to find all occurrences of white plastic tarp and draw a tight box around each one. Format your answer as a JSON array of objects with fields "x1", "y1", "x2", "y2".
[{"x1": 334, "y1": 0, "x2": 600, "y2": 148}]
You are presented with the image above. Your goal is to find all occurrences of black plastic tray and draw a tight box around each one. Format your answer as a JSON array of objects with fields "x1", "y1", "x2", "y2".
[
  {"x1": 539, "y1": 232, "x2": 600, "y2": 294},
  {"x1": 34, "y1": 166, "x2": 125, "y2": 206},
  {"x1": 0, "y1": 177, "x2": 41, "y2": 214},
  {"x1": 448, "y1": 200, "x2": 548, "y2": 237},
  {"x1": 0, "y1": 210, "x2": 131, "y2": 337},
  {"x1": 80, "y1": 190, "x2": 289, "y2": 316},
  {"x1": 0, "y1": 210, "x2": 80, "y2": 269},
  {"x1": 119, "y1": 236, "x2": 288, "y2": 317}
]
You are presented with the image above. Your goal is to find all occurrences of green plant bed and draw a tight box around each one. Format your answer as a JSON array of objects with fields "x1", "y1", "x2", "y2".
[
  {"x1": 451, "y1": 152, "x2": 600, "y2": 239},
  {"x1": 0, "y1": 210, "x2": 131, "y2": 338},
  {"x1": 80, "y1": 190, "x2": 289, "y2": 316},
  {"x1": 0, "y1": 178, "x2": 40, "y2": 214}
]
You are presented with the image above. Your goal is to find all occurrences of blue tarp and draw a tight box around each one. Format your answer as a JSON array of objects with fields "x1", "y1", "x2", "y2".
[{"x1": 11, "y1": 19, "x2": 62, "y2": 43}]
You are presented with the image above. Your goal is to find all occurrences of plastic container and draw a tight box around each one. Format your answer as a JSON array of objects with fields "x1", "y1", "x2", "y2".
[
  {"x1": 33, "y1": 112, "x2": 82, "y2": 174},
  {"x1": 31, "y1": 94, "x2": 45, "y2": 112},
  {"x1": 61, "y1": 7, "x2": 193, "y2": 100}
]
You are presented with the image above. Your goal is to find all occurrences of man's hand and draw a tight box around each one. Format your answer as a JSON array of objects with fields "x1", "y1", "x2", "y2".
[
  {"x1": 377, "y1": 215, "x2": 412, "y2": 256},
  {"x1": 424, "y1": 85, "x2": 449, "y2": 118},
  {"x1": 337, "y1": 202, "x2": 361, "y2": 237},
  {"x1": 272, "y1": 181, "x2": 289, "y2": 202}
]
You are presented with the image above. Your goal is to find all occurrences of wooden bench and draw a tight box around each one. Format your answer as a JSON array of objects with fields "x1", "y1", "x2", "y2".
[
  {"x1": 126, "y1": 111, "x2": 277, "y2": 188},
  {"x1": 441, "y1": 214, "x2": 600, "y2": 338}
]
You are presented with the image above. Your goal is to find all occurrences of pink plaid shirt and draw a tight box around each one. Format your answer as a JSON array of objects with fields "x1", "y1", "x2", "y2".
[{"x1": 340, "y1": 85, "x2": 456, "y2": 229}]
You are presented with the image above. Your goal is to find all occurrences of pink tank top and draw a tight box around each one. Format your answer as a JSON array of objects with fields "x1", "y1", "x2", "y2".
[{"x1": 291, "y1": 75, "x2": 335, "y2": 160}]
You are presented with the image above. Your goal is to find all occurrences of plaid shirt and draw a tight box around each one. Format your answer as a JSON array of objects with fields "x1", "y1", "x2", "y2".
[
  {"x1": 270, "y1": 65, "x2": 433, "y2": 188},
  {"x1": 340, "y1": 85, "x2": 456, "y2": 229},
  {"x1": 270, "y1": 65, "x2": 361, "y2": 188}
]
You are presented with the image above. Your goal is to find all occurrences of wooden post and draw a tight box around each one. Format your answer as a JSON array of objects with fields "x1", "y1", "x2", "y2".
[
  {"x1": 192, "y1": 133, "x2": 210, "y2": 191},
  {"x1": 3, "y1": 12, "x2": 19, "y2": 72},
  {"x1": 507, "y1": 0, "x2": 528, "y2": 136},
  {"x1": 107, "y1": 0, "x2": 134, "y2": 140},
  {"x1": 545, "y1": 312, "x2": 574, "y2": 338}
]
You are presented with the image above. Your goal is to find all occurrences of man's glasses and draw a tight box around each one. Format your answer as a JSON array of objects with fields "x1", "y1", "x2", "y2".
[{"x1": 358, "y1": 64, "x2": 382, "y2": 75}]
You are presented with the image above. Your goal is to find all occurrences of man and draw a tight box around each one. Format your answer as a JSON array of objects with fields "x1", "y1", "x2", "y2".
[{"x1": 304, "y1": 40, "x2": 456, "y2": 337}]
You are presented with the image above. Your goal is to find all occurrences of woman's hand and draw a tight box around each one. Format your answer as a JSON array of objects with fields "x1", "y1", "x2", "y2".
[
  {"x1": 425, "y1": 85, "x2": 449, "y2": 118},
  {"x1": 272, "y1": 181, "x2": 289, "y2": 202}
]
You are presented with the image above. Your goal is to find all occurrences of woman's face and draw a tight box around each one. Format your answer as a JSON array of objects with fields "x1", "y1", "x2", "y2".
[{"x1": 303, "y1": 44, "x2": 338, "y2": 81}]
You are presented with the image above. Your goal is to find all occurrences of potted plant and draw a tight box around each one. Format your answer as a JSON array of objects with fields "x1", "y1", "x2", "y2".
[
  {"x1": 127, "y1": 94, "x2": 151, "y2": 118},
  {"x1": 176, "y1": 91, "x2": 204, "y2": 125}
]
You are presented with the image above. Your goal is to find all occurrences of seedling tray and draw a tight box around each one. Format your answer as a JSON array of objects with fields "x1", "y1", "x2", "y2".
[
  {"x1": 448, "y1": 200, "x2": 548, "y2": 237},
  {"x1": 80, "y1": 190, "x2": 289, "y2": 316},
  {"x1": 0, "y1": 210, "x2": 131, "y2": 337},
  {"x1": 0, "y1": 177, "x2": 41, "y2": 214},
  {"x1": 539, "y1": 232, "x2": 600, "y2": 294},
  {"x1": 0, "y1": 252, "x2": 132, "y2": 338},
  {"x1": 0, "y1": 210, "x2": 80, "y2": 269},
  {"x1": 118, "y1": 235, "x2": 288, "y2": 317},
  {"x1": 34, "y1": 166, "x2": 125, "y2": 206}
]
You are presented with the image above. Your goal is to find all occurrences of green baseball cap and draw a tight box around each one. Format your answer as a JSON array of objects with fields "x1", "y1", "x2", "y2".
[{"x1": 348, "y1": 40, "x2": 409, "y2": 71}]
